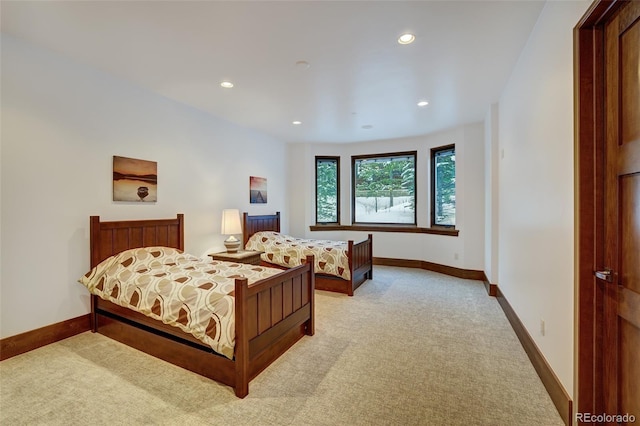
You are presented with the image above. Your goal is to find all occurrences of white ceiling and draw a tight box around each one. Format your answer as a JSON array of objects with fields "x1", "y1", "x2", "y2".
[{"x1": 1, "y1": 1, "x2": 545, "y2": 144}]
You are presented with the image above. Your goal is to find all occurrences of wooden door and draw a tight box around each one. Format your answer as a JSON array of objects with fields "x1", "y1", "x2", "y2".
[{"x1": 602, "y1": 1, "x2": 640, "y2": 422}]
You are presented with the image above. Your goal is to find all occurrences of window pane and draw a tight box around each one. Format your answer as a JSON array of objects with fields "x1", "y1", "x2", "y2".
[
  {"x1": 353, "y1": 152, "x2": 416, "y2": 224},
  {"x1": 316, "y1": 157, "x2": 339, "y2": 223},
  {"x1": 433, "y1": 147, "x2": 456, "y2": 226}
]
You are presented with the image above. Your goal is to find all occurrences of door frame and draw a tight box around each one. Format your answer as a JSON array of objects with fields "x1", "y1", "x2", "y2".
[{"x1": 574, "y1": 0, "x2": 625, "y2": 417}]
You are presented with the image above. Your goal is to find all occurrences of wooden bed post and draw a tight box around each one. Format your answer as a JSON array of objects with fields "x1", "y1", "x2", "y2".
[
  {"x1": 89, "y1": 216, "x2": 101, "y2": 332},
  {"x1": 242, "y1": 212, "x2": 249, "y2": 247},
  {"x1": 306, "y1": 255, "x2": 316, "y2": 336},
  {"x1": 368, "y1": 234, "x2": 373, "y2": 279},
  {"x1": 176, "y1": 214, "x2": 185, "y2": 251},
  {"x1": 89, "y1": 216, "x2": 101, "y2": 269},
  {"x1": 347, "y1": 240, "x2": 355, "y2": 296},
  {"x1": 90, "y1": 295, "x2": 98, "y2": 332},
  {"x1": 234, "y1": 277, "x2": 250, "y2": 398}
]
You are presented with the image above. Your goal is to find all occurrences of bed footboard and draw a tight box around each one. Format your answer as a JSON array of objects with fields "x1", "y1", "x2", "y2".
[
  {"x1": 349, "y1": 233, "x2": 373, "y2": 294},
  {"x1": 234, "y1": 255, "x2": 315, "y2": 397},
  {"x1": 314, "y1": 234, "x2": 373, "y2": 296}
]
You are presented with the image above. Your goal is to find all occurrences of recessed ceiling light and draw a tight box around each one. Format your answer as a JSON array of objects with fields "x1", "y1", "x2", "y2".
[
  {"x1": 417, "y1": 100, "x2": 429, "y2": 107},
  {"x1": 398, "y1": 33, "x2": 415, "y2": 45},
  {"x1": 292, "y1": 121, "x2": 302, "y2": 125},
  {"x1": 295, "y1": 60, "x2": 310, "y2": 69},
  {"x1": 361, "y1": 125, "x2": 373, "y2": 130},
  {"x1": 220, "y1": 81, "x2": 234, "y2": 88}
]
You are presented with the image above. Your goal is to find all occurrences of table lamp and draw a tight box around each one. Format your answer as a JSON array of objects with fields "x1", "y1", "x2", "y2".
[{"x1": 221, "y1": 209, "x2": 242, "y2": 253}]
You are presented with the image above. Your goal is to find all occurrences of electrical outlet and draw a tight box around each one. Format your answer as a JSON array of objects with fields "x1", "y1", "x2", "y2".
[
  {"x1": 454, "y1": 253, "x2": 459, "y2": 260},
  {"x1": 540, "y1": 319, "x2": 546, "y2": 336}
]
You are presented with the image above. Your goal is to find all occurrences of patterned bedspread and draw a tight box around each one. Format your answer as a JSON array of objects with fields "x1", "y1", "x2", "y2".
[
  {"x1": 245, "y1": 231, "x2": 351, "y2": 280},
  {"x1": 78, "y1": 246, "x2": 282, "y2": 359}
]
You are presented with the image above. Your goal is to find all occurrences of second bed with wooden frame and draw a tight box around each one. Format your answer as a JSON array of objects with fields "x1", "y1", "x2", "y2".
[
  {"x1": 87, "y1": 214, "x2": 315, "y2": 398},
  {"x1": 242, "y1": 212, "x2": 373, "y2": 296}
]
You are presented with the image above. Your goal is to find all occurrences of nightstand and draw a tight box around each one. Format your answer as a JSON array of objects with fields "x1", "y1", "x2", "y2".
[{"x1": 208, "y1": 250, "x2": 263, "y2": 265}]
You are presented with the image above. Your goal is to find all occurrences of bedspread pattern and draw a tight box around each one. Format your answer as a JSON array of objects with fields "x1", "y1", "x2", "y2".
[
  {"x1": 245, "y1": 231, "x2": 351, "y2": 280},
  {"x1": 79, "y1": 246, "x2": 282, "y2": 359}
]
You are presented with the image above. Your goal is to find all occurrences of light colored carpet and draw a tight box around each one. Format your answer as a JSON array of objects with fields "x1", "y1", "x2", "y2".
[{"x1": 0, "y1": 266, "x2": 563, "y2": 425}]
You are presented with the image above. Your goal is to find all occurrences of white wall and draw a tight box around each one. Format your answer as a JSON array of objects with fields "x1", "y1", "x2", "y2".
[
  {"x1": 497, "y1": 0, "x2": 590, "y2": 397},
  {"x1": 288, "y1": 122, "x2": 485, "y2": 271},
  {"x1": 287, "y1": 143, "x2": 311, "y2": 237},
  {"x1": 484, "y1": 104, "x2": 500, "y2": 285},
  {"x1": 0, "y1": 36, "x2": 289, "y2": 338}
]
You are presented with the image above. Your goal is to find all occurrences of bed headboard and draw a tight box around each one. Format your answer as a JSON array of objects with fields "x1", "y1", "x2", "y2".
[
  {"x1": 89, "y1": 214, "x2": 185, "y2": 268},
  {"x1": 243, "y1": 212, "x2": 280, "y2": 246}
]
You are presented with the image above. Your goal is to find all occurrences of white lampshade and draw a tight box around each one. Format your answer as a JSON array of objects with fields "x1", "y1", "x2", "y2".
[{"x1": 221, "y1": 209, "x2": 242, "y2": 235}]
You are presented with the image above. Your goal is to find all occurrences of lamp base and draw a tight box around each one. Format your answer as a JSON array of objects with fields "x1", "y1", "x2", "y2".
[{"x1": 224, "y1": 236, "x2": 241, "y2": 253}]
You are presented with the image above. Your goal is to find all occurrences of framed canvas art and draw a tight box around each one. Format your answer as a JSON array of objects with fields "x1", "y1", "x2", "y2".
[
  {"x1": 113, "y1": 156, "x2": 158, "y2": 202},
  {"x1": 250, "y1": 176, "x2": 267, "y2": 203}
]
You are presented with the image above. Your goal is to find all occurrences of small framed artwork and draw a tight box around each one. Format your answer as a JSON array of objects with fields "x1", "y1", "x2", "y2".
[
  {"x1": 250, "y1": 176, "x2": 267, "y2": 203},
  {"x1": 113, "y1": 156, "x2": 158, "y2": 202}
]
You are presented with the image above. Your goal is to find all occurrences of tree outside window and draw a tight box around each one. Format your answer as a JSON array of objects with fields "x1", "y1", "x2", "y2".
[
  {"x1": 315, "y1": 156, "x2": 340, "y2": 223},
  {"x1": 352, "y1": 151, "x2": 416, "y2": 224},
  {"x1": 431, "y1": 145, "x2": 456, "y2": 227}
]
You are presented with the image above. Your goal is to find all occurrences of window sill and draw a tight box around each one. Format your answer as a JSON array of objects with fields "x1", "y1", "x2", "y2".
[{"x1": 309, "y1": 224, "x2": 458, "y2": 236}]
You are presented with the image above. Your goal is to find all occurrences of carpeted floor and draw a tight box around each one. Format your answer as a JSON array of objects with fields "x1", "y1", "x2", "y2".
[{"x1": 0, "y1": 266, "x2": 563, "y2": 425}]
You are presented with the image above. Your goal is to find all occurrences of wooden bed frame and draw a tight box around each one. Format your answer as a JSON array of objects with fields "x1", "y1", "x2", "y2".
[
  {"x1": 242, "y1": 212, "x2": 373, "y2": 296},
  {"x1": 88, "y1": 214, "x2": 315, "y2": 398}
]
